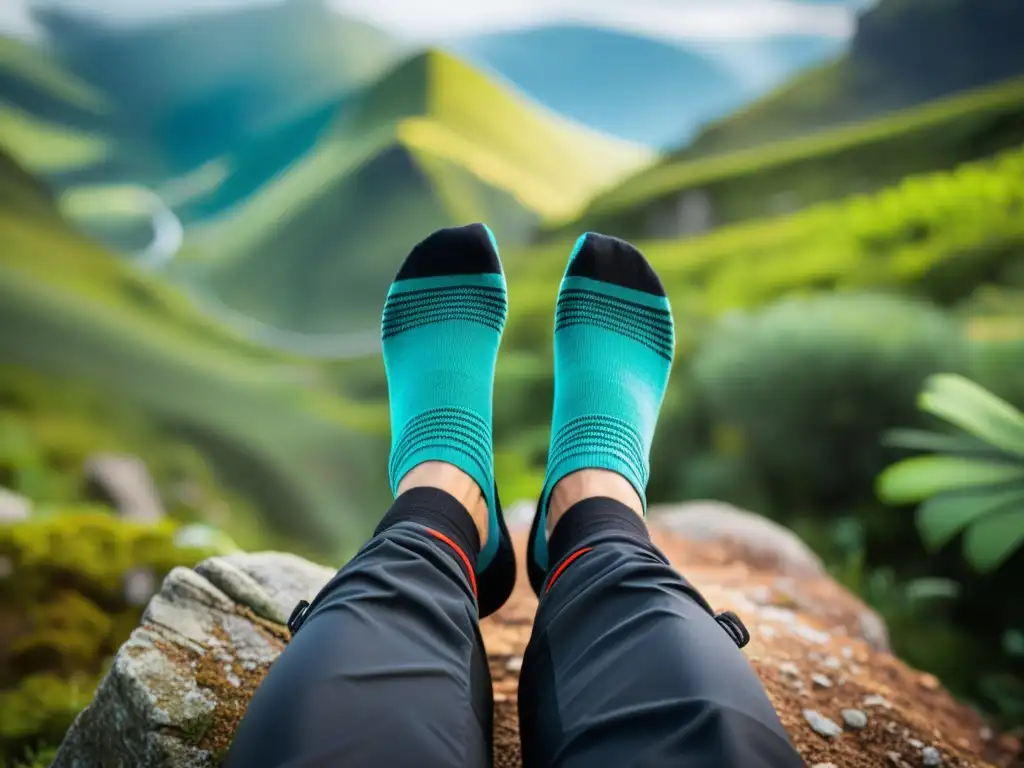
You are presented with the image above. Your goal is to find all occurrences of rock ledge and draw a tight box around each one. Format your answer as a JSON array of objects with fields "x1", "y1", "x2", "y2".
[{"x1": 55, "y1": 504, "x2": 1020, "y2": 768}]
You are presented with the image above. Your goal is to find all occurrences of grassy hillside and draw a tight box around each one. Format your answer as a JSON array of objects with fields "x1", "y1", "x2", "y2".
[
  {"x1": 678, "y1": 0, "x2": 1024, "y2": 157},
  {"x1": 0, "y1": 149, "x2": 392, "y2": 557},
  {"x1": 187, "y1": 49, "x2": 651, "y2": 334},
  {"x1": 551, "y1": 79, "x2": 1024, "y2": 242},
  {"x1": 511, "y1": 143, "x2": 1024, "y2": 345}
]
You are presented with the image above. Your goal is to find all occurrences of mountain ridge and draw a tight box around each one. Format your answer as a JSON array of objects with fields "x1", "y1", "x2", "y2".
[{"x1": 188, "y1": 47, "x2": 652, "y2": 334}]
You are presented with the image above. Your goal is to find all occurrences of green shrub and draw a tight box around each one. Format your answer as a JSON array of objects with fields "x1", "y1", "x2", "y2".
[{"x1": 690, "y1": 293, "x2": 969, "y2": 513}]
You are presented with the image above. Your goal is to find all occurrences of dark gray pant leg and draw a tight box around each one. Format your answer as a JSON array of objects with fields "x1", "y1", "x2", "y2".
[
  {"x1": 228, "y1": 489, "x2": 492, "y2": 768},
  {"x1": 518, "y1": 498, "x2": 804, "y2": 768}
]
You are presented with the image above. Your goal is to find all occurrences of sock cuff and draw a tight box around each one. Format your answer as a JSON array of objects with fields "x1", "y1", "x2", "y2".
[
  {"x1": 548, "y1": 496, "x2": 652, "y2": 565},
  {"x1": 541, "y1": 415, "x2": 650, "y2": 519},
  {"x1": 376, "y1": 486, "x2": 481, "y2": 573},
  {"x1": 388, "y1": 409, "x2": 495, "y2": 494}
]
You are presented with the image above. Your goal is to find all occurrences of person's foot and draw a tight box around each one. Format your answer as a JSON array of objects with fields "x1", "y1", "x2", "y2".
[
  {"x1": 527, "y1": 232, "x2": 675, "y2": 594},
  {"x1": 383, "y1": 223, "x2": 516, "y2": 617}
]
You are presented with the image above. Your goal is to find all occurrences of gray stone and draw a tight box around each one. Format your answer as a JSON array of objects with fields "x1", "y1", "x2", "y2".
[
  {"x1": 811, "y1": 673, "x2": 832, "y2": 689},
  {"x1": 858, "y1": 608, "x2": 892, "y2": 653},
  {"x1": 779, "y1": 661, "x2": 800, "y2": 678},
  {"x1": 803, "y1": 709, "x2": 843, "y2": 738},
  {"x1": 652, "y1": 501, "x2": 826, "y2": 577},
  {"x1": 0, "y1": 486, "x2": 31, "y2": 522},
  {"x1": 85, "y1": 455, "x2": 166, "y2": 606},
  {"x1": 52, "y1": 552, "x2": 334, "y2": 768},
  {"x1": 84, "y1": 454, "x2": 165, "y2": 522},
  {"x1": 841, "y1": 708, "x2": 868, "y2": 729},
  {"x1": 922, "y1": 745, "x2": 943, "y2": 766}
]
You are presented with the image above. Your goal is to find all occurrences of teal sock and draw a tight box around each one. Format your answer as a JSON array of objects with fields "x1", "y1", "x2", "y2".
[
  {"x1": 528, "y1": 232, "x2": 675, "y2": 589},
  {"x1": 382, "y1": 223, "x2": 506, "y2": 569}
]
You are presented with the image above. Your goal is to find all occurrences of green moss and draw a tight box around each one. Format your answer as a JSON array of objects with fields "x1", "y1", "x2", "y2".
[
  {"x1": 0, "y1": 510, "x2": 214, "y2": 607},
  {"x1": 0, "y1": 674, "x2": 100, "y2": 761},
  {"x1": 0, "y1": 512, "x2": 218, "y2": 762}
]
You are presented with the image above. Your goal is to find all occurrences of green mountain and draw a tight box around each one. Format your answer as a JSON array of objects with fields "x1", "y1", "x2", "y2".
[
  {"x1": 676, "y1": 0, "x2": 1024, "y2": 158},
  {"x1": 0, "y1": 148, "x2": 392, "y2": 556},
  {"x1": 189, "y1": 49, "x2": 651, "y2": 334}
]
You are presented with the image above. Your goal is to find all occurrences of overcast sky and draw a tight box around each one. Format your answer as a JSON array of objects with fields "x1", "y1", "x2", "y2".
[{"x1": 2, "y1": 0, "x2": 866, "y2": 46}]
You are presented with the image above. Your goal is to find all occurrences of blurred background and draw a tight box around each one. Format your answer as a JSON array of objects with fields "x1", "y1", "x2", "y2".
[{"x1": 1, "y1": 0, "x2": 1023, "y2": 763}]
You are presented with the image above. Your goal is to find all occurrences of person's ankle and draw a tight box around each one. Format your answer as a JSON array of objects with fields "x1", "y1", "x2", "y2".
[
  {"x1": 398, "y1": 462, "x2": 489, "y2": 548},
  {"x1": 546, "y1": 469, "x2": 644, "y2": 538}
]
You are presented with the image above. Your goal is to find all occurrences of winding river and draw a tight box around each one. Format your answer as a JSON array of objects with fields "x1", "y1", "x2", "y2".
[{"x1": 133, "y1": 188, "x2": 382, "y2": 361}]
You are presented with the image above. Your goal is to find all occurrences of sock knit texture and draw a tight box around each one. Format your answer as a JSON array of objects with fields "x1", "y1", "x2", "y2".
[
  {"x1": 528, "y1": 232, "x2": 675, "y2": 593},
  {"x1": 382, "y1": 223, "x2": 516, "y2": 616}
]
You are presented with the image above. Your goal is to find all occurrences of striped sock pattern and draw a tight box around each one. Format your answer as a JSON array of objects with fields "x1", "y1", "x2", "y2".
[{"x1": 528, "y1": 232, "x2": 676, "y2": 592}]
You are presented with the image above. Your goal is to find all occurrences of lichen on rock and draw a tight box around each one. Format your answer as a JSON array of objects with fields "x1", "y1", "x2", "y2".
[{"x1": 52, "y1": 554, "x2": 333, "y2": 768}]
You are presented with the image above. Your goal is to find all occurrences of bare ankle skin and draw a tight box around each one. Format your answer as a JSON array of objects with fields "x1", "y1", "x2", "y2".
[
  {"x1": 547, "y1": 469, "x2": 644, "y2": 538},
  {"x1": 397, "y1": 462, "x2": 489, "y2": 549}
]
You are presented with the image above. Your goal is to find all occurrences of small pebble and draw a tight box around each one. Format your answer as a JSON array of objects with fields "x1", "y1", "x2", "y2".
[
  {"x1": 811, "y1": 673, "x2": 832, "y2": 689},
  {"x1": 795, "y1": 624, "x2": 831, "y2": 645},
  {"x1": 811, "y1": 764, "x2": 838, "y2": 768},
  {"x1": 886, "y1": 751, "x2": 904, "y2": 766},
  {"x1": 863, "y1": 694, "x2": 891, "y2": 708},
  {"x1": 803, "y1": 709, "x2": 843, "y2": 738},
  {"x1": 759, "y1": 625, "x2": 777, "y2": 638},
  {"x1": 824, "y1": 656, "x2": 841, "y2": 670},
  {"x1": 841, "y1": 646, "x2": 854, "y2": 659},
  {"x1": 850, "y1": 663, "x2": 863, "y2": 675},
  {"x1": 908, "y1": 738, "x2": 923, "y2": 749},
  {"x1": 918, "y1": 673, "x2": 940, "y2": 691},
  {"x1": 760, "y1": 606, "x2": 797, "y2": 623},
  {"x1": 921, "y1": 746, "x2": 942, "y2": 766},
  {"x1": 505, "y1": 656, "x2": 524, "y2": 673},
  {"x1": 980, "y1": 726, "x2": 993, "y2": 741},
  {"x1": 779, "y1": 661, "x2": 800, "y2": 677},
  {"x1": 841, "y1": 708, "x2": 868, "y2": 729}
]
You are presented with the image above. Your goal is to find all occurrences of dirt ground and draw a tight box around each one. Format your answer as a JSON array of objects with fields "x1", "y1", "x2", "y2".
[{"x1": 482, "y1": 527, "x2": 1022, "y2": 768}]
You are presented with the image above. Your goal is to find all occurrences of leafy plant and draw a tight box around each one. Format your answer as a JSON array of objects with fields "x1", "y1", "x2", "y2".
[
  {"x1": 877, "y1": 373, "x2": 1024, "y2": 572},
  {"x1": 690, "y1": 293, "x2": 967, "y2": 512}
]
